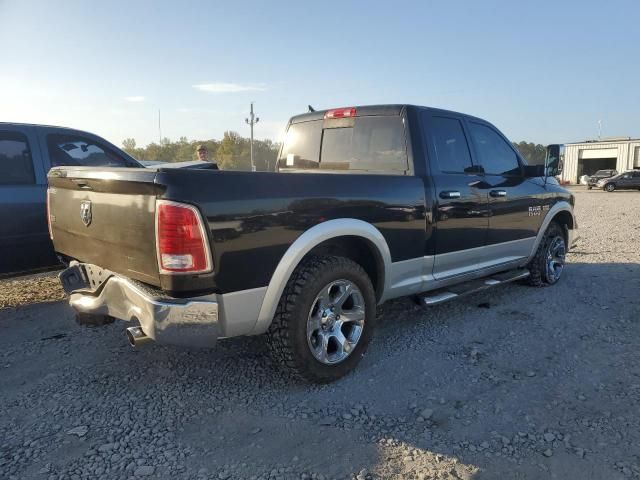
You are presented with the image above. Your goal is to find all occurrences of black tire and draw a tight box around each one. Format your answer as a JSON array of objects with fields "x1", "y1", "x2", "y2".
[
  {"x1": 605, "y1": 183, "x2": 615, "y2": 192},
  {"x1": 266, "y1": 255, "x2": 377, "y2": 383},
  {"x1": 75, "y1": 312, "x2": 116, "y2": 327},
  {"x1": 587, "y1": 186, "x2": 592, "y2": 190},
  {"x1": 525, "y1": 222, "x2": 566, "y2": 287}
]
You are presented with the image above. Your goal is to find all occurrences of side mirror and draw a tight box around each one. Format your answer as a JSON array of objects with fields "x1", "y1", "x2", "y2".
[{"x1": 545, "y1": 144, "x2": 564, "y2": 177}]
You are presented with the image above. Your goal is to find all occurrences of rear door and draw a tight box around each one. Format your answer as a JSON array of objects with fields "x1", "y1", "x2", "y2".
[
  {"x1": 0, "y1": 126, "x2": 56, "y2": 274},
  {"x1": 466, "y1": 121, "x2": 540, "y2": 262},
  {"x1": 421, "y1": 112, "x2": 489, "y2": 279},
  {"x1": 616, "y1": 172, "x2": 634, "y2": 189}
]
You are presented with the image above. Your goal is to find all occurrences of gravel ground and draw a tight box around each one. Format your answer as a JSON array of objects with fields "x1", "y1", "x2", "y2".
[
  {"x1": 1, "y1": 188, "x2": 639, "y2": 480},
  {"x1": 0, "y1": 272, "x2": 65, "y2": 309}
]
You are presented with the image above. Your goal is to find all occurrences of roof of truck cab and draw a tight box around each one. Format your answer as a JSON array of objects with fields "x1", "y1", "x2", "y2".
[
  {"x1": 0, "y1": 122, "x2": 80, "y2": 130},
  {"x1": 289, "y1": 104, "x2": 487, "y2": 124}
]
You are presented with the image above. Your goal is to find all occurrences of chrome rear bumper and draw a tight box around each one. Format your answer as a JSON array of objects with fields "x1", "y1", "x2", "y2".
[{"x1": 69, "y1": 275, "x2": 220, "y2": 347}]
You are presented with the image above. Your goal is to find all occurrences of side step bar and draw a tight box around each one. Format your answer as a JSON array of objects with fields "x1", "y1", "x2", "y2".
[{"x1": 418, "y1": 269, "x2": 530, "y2": 306}]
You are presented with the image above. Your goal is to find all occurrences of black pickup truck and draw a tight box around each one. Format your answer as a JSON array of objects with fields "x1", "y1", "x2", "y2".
[{"x1": 49, "y1": 105, "x2": 577, "y2": 383}]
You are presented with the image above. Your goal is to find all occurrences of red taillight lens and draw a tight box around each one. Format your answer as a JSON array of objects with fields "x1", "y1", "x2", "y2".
[
  {"x1": 46, "y1": 188, "x2": 53, "y2": 240},
  {"x1": 324, "y1": 107, "x2": 356, "y2": 119},
  {"x1": 155, "y1": 201, "x2": 212, "y2": 274}
]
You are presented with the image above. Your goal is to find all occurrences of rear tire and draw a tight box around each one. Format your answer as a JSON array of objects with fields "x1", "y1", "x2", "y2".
[
  {"x1": 526, "y1": 222, "x2": 566, "y2": 287},
  {"x1": 75, "y1": 312, "x2": 115, "y2": 327},
  {"x1": 266, "y1": 255, "x2": 377, "y2": 383}
]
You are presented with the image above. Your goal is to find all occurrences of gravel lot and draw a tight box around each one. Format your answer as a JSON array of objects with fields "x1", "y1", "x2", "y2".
[{"x1": 1, "y1": 188, "x2": 639, "y2": 480}]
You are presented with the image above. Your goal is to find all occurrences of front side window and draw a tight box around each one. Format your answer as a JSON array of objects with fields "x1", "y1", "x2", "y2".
[
  {"x1": 0, "y1": 131, "x2": 35, "y2": 185},
  {"x1": 426, "y1": 116, "x2": 474, "y2": 173},
  {"x1": 468, "y1": 123, "x2": 521, "y2": 176},
  {"x1": 47, "y1": 134, "x2": 133, "y2": 168}
]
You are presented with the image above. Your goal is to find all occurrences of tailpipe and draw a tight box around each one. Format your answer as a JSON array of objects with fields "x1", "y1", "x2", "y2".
[{"x1": 126, "y1": 326, "x2": 152, "y2": 347}]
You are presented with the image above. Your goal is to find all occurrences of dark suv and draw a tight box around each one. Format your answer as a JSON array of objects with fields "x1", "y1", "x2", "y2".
[
  {"x1": 587, "y1": 169, "x2": 617, "y2": 189},
  {"x1": 597, "y1": 170, "x2": 640, "y2": 192}
]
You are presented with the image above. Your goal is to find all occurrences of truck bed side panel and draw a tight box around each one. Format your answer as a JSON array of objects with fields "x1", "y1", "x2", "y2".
[{"x1": 157, "y1": 169, "x2": 427, "y2": 294}]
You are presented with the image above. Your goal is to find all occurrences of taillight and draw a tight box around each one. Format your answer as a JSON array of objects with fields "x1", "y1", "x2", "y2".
[
  {"x1": 155, "y1": 200, "x2": 212, "y2": 274},
  {"x1": 324, "y1": 107, "x2": 356, "y2": 119},
  {"x1": 46, "y1": 188, "x2": 53, "y2": 240}
]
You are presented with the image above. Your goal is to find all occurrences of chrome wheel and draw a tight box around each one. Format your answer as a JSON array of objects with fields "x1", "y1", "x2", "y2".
[
  {"x1": 605, "y1": 183, "x2": 615, "y2": 192},
  {"x1": 545, "y1": 236, "x2": 566, "y2": 283},
  {"x1": 306, "y1": 279, "x2": 365, "y2": 365}
]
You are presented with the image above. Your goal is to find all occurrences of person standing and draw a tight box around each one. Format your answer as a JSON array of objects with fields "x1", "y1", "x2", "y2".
[
  {"x1": 195, "y1": 144, "x2": 218, "y2": 169},
  {"x1": 196, "y1": 144, "x2": 209, "y2": 161}
]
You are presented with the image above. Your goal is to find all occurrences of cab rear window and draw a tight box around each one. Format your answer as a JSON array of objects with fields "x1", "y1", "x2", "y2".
[{"x1": 278, "y1": 116, "x2": 408, "y2": 173}]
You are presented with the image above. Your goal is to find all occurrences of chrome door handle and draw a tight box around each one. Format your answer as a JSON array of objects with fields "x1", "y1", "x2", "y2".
[
  {"x1": 490, "y1": 190, "x2": 507, "y2": 197},
  {"x1": 439, "y1": 191, "x2": 461, "y2": 199}
]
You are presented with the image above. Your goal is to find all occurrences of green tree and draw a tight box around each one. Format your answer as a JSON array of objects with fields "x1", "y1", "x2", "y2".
[
  {"x1": 513, "y1": 141, "x2": 546, "y2": 165},
  {"x1": 120, "y1": 133, "x2": 278, "y2": 167}
]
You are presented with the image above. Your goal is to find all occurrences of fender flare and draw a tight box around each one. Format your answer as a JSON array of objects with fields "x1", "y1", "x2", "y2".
[
  {"x1": 527, "y1": 200, "x2": 575, "y2": 261},
  {"x1": 251, "y1": 218, "x2": 392, "y2": 334}
]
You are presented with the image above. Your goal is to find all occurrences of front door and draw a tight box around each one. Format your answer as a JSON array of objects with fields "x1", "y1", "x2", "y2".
[
  {"x1": 422, "y1": 112, "x2": 490, "y2": 279},
  {"x1": 466, "y1": 121, "x2": 541, "y2": 263},
  {"x1": 0, "y1": 127, "x2": 55, "y2": 275}
]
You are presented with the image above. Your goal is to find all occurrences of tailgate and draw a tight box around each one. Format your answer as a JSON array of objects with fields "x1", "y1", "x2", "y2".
[{"x1": 48, "y1": 167, "x2": 164, "y2": 286}]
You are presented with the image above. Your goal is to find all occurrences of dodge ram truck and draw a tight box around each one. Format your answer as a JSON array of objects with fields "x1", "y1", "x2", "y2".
[{"x1": 48, "y1": 105, "x2": 578, "y2": 383}]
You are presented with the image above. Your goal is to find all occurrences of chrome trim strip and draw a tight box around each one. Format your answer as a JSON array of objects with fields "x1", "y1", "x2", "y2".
[
  {"x1": 253, "y1": 219, "x2": 393, "y2": 335},
  {"x1": 433, "y1": 238, "x2": 535, "y2": 279}
]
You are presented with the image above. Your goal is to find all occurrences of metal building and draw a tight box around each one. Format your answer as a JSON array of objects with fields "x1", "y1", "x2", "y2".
[{"x1": 561, "y1": 137, "x2": 640, "y2": 183}]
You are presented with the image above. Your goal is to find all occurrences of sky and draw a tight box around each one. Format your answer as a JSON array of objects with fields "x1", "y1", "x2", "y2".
[{"x1": 1, "y1": 0, "x2": 639, "y2": 148}]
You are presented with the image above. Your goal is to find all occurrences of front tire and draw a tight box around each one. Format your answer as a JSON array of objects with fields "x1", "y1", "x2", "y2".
[
  {"x1": 267, "y1": 256, "x2": 377, "y2": 383},
  {"x1": 526, "y1": 222, "x2": 566, "y2": 287},
  {"x1": 605, "y1": 183, "x2": 615, "y2": 192},
  {"x1": 587, "y1": 186, "x2": 593, "y2": 190}
]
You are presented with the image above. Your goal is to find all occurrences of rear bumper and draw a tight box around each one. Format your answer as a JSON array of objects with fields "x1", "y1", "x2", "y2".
[{"x1": 63, "y1": 265, "x2": 266, "y2": 347}]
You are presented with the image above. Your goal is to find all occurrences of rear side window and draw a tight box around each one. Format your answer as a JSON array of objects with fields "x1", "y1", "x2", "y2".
[
  {"x1": 320, "y1": 116, "x2": 407, "y2": 172},
  {"x1": 0, "y1": 131, "x2": 35, "y2": 185},
  {"x1": 47, "y1": 134, "x2": 133, "y2": 168},
  {"x1": 468, "y1": 123, "x2": 521, "y2": 176},
  {"x1": 278, "y1": 116, "x2": 408, "y2": 173},
  {"x1": 427, "y1": 116, "x2": 474, "y2": 173}
]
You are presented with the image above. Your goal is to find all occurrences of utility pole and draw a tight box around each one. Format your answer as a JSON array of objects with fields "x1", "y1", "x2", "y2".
[
  {"x1": 245, "y1": 102, "x2": 259, "y2": 171},
  {"x1": 158, "y1": 110, "x2": 162, "y2": 144},
  {"x1": 597, "y1": 119, "x2": 602, "y2": 141}
]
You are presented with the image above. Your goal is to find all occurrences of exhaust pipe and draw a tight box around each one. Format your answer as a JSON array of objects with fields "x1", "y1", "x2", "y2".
[{"x1": 126, "y1": 326, "x2": 152, "y2": 347}]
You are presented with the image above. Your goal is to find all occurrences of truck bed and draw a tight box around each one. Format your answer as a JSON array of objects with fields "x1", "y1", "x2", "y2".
[{"x1": 48, "y1": 166, "x2": 428, "y2": 295}]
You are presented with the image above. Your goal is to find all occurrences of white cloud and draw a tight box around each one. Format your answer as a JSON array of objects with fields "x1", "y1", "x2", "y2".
[
  {"x1": 124, "y1": 96, "x2": 146, "y2": 102},
  {"x1": 192, "y1": 82, "x2": 266, "y2": 94}
]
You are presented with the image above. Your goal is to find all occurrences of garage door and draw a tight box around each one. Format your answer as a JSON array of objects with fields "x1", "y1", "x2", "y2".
[{"x1": 579, "y1": 148, "x2": 618, "y2": 159}]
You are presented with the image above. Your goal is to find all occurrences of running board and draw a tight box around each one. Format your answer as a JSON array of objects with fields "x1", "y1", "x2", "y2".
[{"x1": 419, "y1": 269, "x2": 530, "y2": 306}]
